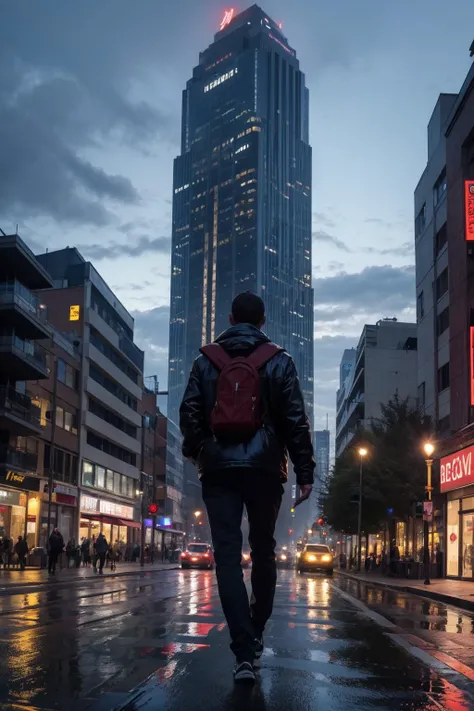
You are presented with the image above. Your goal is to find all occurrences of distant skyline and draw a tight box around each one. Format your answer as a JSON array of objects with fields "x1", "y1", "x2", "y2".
[{"x1": 1, "y1": 0, "x2": 473, "y2": 441}]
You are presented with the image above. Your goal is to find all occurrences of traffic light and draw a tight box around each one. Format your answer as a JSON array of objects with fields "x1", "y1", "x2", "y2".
[
  {"x1": 288, "y1": 529, "x2": 293, "y2": 536},
  {"x1": 317, "y1": 517, "x2": 324, "y2": 527},
  {"x1": 148, "y1": 502, "x2": 158, "y2": 515}
]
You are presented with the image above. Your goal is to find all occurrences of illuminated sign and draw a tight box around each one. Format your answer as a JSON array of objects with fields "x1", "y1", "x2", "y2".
[
  {"x1": 219, "y1": 8, "x2": 235, "y2": 31},
  {"x1": 204, "y1": 68, "x2": 238, "y2": 93},
  {"x1": 80, "y1": 494, "x2": 134, "y2": 520},
  {"x1": 441, "y1": 444, "x2": 474, "y2": 493},
  {"x1": 6, "y1": 471, "x2": 25, "y2": 484},
  {"x1": 471, "y1": 326, "x2": 474, "y2": 406},
  {"x1": 466, "y1": 180, "x2": 474, "y2": 241},
  {"x1": 268, "y1": 33, "x2": 295, "y2": 57},
  {"x1": 69, "y1": 305, "x2": 80, "y2": 321}
]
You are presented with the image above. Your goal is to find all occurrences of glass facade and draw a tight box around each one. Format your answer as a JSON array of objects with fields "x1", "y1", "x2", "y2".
[{"x1": 167, "y1": 7, "x2": 314, "y2": 519}]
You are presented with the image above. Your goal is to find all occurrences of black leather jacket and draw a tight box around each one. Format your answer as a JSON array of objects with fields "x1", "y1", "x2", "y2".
[{"x1": 180, "y1": 324, "x2": 315, "y2": 485}]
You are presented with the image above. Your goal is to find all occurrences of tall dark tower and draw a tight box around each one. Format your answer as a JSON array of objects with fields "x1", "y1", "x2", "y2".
[{"x1": 167, "y1": 5, "x2": 314, "y2": 528}]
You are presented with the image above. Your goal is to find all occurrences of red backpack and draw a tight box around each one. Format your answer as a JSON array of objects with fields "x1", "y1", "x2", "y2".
[{"x1": 199, "y1": 342, "x2": 283, "y2": 439}]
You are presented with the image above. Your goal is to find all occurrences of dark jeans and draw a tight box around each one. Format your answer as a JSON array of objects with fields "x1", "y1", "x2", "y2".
[
  {"x1": 202, "y1": 470, "x2": 283, "y2": 663},
  {"x1": 18, "y1": 555, "x2": 26, "y2": 571},
  {"x1": 48, "y1": 551, "x2": 59, "y2": 573},
  {"x1": 97, "y1": 552, "x2": 106, "y2": 572}
]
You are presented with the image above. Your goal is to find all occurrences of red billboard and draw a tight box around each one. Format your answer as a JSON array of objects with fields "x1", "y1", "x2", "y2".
[
  {"x1": 471, "y1": 326, "x2": 474, "y2": 406},
  {"x1": 441, "y1": 444, "x2": 474, "y2": 493},
  {"x1": 466, "y1": 180, "x2": 474, "y2": 241}
]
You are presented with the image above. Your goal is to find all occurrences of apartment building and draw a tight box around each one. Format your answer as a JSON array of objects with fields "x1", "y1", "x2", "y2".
[
  {"x1": 336, "y1": 320, "x2": 418, "y2": 457},
  {"x1": 35, "y1": 248, "x2": 144, "y2": 546},
  {"x1": 0, "y1": 232, "x2": 52, "y2": 545}
]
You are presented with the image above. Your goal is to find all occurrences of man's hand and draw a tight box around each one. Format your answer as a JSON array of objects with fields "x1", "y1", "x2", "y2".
[{"x1": 293, "y1": 484, "x2": 313, "y2": 508}]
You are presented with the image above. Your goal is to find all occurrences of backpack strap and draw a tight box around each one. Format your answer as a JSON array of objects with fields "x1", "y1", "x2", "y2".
[
  {"x1": 247, "y1": 343, "x2": 284, "y2": 370},
  {"x1": 199, "y1": 344, "x2": 232, "y2": 372}
]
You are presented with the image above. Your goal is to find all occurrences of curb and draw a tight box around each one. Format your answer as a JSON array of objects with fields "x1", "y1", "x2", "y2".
[
  {"x1": 0, "y1": 565, "x2": 180, "y2": 592},
  {"x1": 336, "y1": 570, "x2": 474, "y2": 613}
]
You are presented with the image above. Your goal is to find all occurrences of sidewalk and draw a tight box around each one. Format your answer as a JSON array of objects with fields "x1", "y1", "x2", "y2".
[
  {"x1": 0, "y1": 561, "x2": 180, "y2": 590},
  {"x1": 337, "y1": 569, "x2": 474, "y2": 612}
]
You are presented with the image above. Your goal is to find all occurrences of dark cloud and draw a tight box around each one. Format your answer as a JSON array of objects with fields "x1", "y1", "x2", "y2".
[
  {"x1": 312, "y1": 211, "x2": 336, "y2": 229},
  {"x1": 312, "y1": 230, "x2": 351, "y2": 253},
  {"x1": 0, "y1": 62, "x2": 141, "y2": 226},
  {"x1": 367, "y1": 241, "x2": 414, "y2": 258},
  {"x1": 80, "y1": 236, "x2": 171, "y2": 261},
  {"x1": 314, "y1": 264, "x2": 415, "y2": 312}
]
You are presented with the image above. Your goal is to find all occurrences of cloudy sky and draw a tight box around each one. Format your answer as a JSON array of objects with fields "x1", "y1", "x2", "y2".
[{"x1": 1, "y1": 0, "x2": 473, "y2": 440}]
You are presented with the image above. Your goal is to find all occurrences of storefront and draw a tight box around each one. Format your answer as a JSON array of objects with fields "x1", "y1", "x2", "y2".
[
  {"x1": 39, "y1": 484, "x2": 78, "y2": 548},
  {"x1": 79, "y1": 493, "x2": 140, "y2": 546},
  {"x1": 143, "y1": 517, "x2": 185, "y2": 558},
  {"x1": 0, "y1": 471, "x2": 42, "y2": 547},
  {"x1": 441, "y1": 443, "x2": 474, "y2": 579}
]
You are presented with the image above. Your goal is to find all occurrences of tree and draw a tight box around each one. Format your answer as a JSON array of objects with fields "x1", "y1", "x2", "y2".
[{"x1": 321, "y1": 396, "x2": 432, "y2": 534}]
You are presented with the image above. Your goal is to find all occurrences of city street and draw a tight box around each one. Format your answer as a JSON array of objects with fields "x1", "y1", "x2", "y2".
[{"x1": 0, "y1": 569, "x2": 473, "y2": 711}]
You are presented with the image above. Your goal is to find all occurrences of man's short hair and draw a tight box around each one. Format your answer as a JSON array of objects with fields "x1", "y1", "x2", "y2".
[{"x1": 231, "y1": 291, "x2": 265, "y2": 326}]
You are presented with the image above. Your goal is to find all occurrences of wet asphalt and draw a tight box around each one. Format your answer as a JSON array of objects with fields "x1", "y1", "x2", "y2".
[{"x1": 0, "y1": 568, "x2": 472, "y2": 711}]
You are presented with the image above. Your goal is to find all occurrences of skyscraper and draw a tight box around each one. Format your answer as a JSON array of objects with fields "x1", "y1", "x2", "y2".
[{"x1": 167, "y1": 5, "x2": 314, "y2": 527}]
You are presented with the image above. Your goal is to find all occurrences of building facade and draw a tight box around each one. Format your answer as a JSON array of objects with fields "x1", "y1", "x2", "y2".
[
  {"x1": 168, "y1": 4, "x2": 314, "y2": 527},
  {"x1": 434, "y1": 59, "x2": 474, "y2": 579},
  {"x1": 0, "y1": 232, "x2": 52, "y2": 548},
  {"x1": 36, "y1": 248, "x2": 144, "y2": 546},
  {"x1": 336, "y1": 320, "x2": 418, "y2": 457},
  {"x1": 414, "y1": 94, "x2": 456, "y2": 434}
]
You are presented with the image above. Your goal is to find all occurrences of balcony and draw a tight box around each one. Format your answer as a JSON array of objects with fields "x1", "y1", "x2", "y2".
[
  {"x1": 0, "y1": 387, "x2": 43, "y2": 435},
  {"x1": 0, "y1": 446, "x2": 37, "y2": 473},
  {"x1": 0, "y1": 280, "x2": 51, "y2": 339},
  {"x1": 0, "y1": 336, "x2": 49, "y2": 381}
]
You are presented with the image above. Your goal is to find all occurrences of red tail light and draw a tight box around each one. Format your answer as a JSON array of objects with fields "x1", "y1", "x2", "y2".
[{"x1": 204, "y1": 553, "x2": 210, "y2": 558}]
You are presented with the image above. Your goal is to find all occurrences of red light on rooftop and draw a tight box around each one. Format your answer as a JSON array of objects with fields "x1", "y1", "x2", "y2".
[{"x1": 220, "y1": 8, "x2": 235, "y2": 31}]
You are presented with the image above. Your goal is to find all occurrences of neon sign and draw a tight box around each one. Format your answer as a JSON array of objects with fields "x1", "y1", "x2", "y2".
[
  {"x1": 220, "y1": 8, "x2": 235, "y2": 31},
  {"x1": 465, "y1": 180, "x2": 474, "y2": 241}
]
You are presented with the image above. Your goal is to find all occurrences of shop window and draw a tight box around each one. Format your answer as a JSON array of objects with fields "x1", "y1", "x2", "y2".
[
  {"x1": 106, "y1": 469, "x2": 114, "y2": 492},
  {"x1": 83, "y1": 461, "x2": 94, "y2": 487},
  {"x1": 114, "y1": 471, "x2": 121, "y2": 495},
  {"x1": 462, "y1": 513, "x2": 474, "y2": 578},
  {"x1": 446, "y1": 500, "x2": 459, "y2": 577},
  {"x1": 96, "y1": 466, "x2": 105, "y2": 489},
  {"x1": 462, "y1": 497, "x2": 474, "y2": 511}
]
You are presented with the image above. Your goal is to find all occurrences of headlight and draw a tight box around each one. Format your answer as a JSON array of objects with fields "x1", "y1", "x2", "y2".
[
  {"x1": 280, "y1": 554, "x2": 287, "y2": 561},
  {"x1": 296, "y1": 552, "x2": 301, "y2": 558},
  {"x1": 306, "y1": 554, "x2": 317, "y2": 562},
  {"x1": 321, "y1": 554, "x2": 332, "y2": 562}
]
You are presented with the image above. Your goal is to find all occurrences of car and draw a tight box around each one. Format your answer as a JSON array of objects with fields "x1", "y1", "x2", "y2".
[
  {"x1": 242, "y1": 551, "x2": 251, "y2": 568},
  {"x1": 181, "y1": 543, "x2": 215, "y2": 570},
  {"x1": 297, "y1": 543, "x2": 334, "y2": 575},
  {"x1": 276, "y1": 548, "x2": 293, "y2": 568}
]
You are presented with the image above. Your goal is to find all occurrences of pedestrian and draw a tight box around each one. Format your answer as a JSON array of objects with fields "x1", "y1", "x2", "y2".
[
  {"x1": 81, "y1": 537, "x2": 90, "y2": 566},
  {"x1": 390, "y1": 539, "x2": 400, "y2": 576},
  {"x1": 14, "y1": 536, "x2": 28, "y2": 571},
  {"x1": 2, "y1": 537, "x2": 12, "y2": 569},
  {"x1": 94, "y1": 532, "x2": 108, "y2": 574},
  {"x1": 48, "y1": 527, "x2": 64, "y2": 575},
  {"x1": 180, "y1": 291, "x2": 315, "y2": 682},
  {"x1": 66, "y1": 538, "x2": 76, "y2": 568}
]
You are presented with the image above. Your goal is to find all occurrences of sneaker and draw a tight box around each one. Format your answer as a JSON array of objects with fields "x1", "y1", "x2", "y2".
[
  {"x1": 253, "y1": 637, "x2": 264, "y2": 667},
  {"x1": 234, "y1": 661, "x2": 256, "y2": 683}
]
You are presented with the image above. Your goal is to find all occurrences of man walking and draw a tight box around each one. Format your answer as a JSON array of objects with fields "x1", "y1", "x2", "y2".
[
  {"x1": 94, "y1": 532, "x2": 108, "y2": 574},
  {"x1": 48, "y1": 527, "x2": 64, "y2": 575},
  {"x1": 180, "y1": 292, "x2": 314, "y2": 682},
  {"x1": 14, "y1": 536, "x2": 28, "y2": 571}
]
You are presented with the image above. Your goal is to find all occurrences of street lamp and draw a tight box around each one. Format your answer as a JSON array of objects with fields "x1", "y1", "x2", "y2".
[
  {"x1": 194, "y1": 510, "x2": 202, "y2": 519},
  {"x1": 423, "y1": 442, "x2": 435, "y2": 585},
  {"x1": 357, "y1": 447, "x2": 368, "y2": 572}
]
